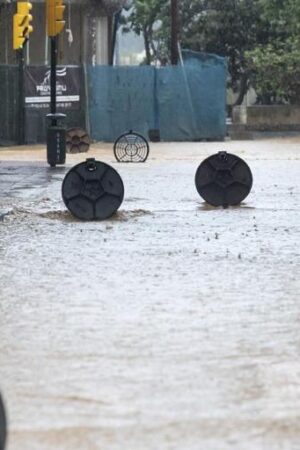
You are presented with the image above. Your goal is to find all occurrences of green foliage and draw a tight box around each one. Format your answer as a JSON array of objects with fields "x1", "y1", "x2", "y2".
[
  {"x1": 246, "y1": 39, "x2": 300, "y2": 104},
  {"x1": 246, "y1": 0, "x2": 300, "y2": 104},
  {"x1": 179, "y1": 0, "x2": 262, "y2": 92},
  {"x1": 123, "y1": 0, "x2": 300, "y2": 103},
  {"x1": 122, "y1": 0, "x2": 168, "y2": 64}
]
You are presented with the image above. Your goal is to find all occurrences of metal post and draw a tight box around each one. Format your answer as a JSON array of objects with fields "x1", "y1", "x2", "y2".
[
  {"x1": 47, "y1": 35, "x2": 66, "y2": 167},
  {"x1": 50, "y1": 36, "x2": 57, "y2": 123},
  {"x1": 171, "y1": 0, "x2": 179, "y2": 65},
  {"x1": 17, "y1": 47, "x2": 25, "y2": 145}
]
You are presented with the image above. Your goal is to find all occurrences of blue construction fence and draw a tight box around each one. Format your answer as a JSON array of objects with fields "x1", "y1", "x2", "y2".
[{"x1": 87, "y1": 50, "x2": 227, "y2": 142}]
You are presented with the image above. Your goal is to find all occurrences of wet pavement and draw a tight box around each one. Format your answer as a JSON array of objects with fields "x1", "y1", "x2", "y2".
[{"x1": 0, "y1": 138, "x2": 300, "y2": 450}]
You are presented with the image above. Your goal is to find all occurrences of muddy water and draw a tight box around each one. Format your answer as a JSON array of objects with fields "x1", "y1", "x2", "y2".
[{"x1": 0, "y1": 139, "x2": 300, "y2": 450}]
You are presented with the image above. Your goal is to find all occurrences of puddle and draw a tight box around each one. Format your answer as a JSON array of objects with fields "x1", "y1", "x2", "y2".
[
  {"x1": 36, "y1": 208, "x2": 153, "y2": 222},
  {"x1": 197, "y1": 203, "x2": 256, "y2": 211},
  {"x1": 112, "y1": 209, "x2": 153, "y2": 221}
]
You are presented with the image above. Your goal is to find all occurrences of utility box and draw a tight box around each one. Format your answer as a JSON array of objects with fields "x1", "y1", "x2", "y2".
[{"x1": 46, "y1": 113, "x2": 66, "y2": 167}]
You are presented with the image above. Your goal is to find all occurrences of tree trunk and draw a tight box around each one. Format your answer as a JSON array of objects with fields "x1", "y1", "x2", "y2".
[
  {"x1": 143, "y1": 29, "x2": 151, "y2": 65},
  {"x1": 170, "y1": 0, "x2": 179, "y2": 65},
  {"x1": 233, "y1": 73, "x2": 249, "y2": 106},
  {"x1": 107, "y1": 15, "x2": 114, "y2": 66}
]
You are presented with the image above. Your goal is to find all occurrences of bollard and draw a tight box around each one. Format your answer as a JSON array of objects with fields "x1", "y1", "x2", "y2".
[
  {"x1": 62, "y1": 158, "x2": 124, "y2": 220},
  {"x1": 0, "y1": 393, "x2": 6, "y2": 450},
  {"x1": 114, "y1": 130, "x2": 149, "y2": 163},
  {"x1": 195, "y1": 151, "x2": 253, "y2": 207},
  {"x1": 46, "y1": 113, "x2": 66, "y2": 167}
]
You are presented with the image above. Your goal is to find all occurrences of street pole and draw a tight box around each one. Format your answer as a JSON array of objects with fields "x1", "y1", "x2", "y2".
[
  {"x1": 17, "y1": 46, "x2": 25, "y2": 145},
  {"x1": 170, "y1": 0, "x2": 179, "y2": 65},
  {"x1": 47, "y1": 34, "x2": 66, "y2": 166},
  {"x1": 46, "y1": 0, "x2": 66, "y2": 167},
  {"x1": 13, "y1": 2, "x2": 34, "y2": 145},
  {"x1": 50, "y1": 36, "x2": 57, "y2": 123}
]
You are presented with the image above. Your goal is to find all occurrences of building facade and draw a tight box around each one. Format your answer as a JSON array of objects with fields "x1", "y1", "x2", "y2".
[
  {"x1": 0, "y1": 0, "x2": 128, "y2": 144},
  {"x1": 0, "y1": 0, "x2": 119, "y2": 66}
]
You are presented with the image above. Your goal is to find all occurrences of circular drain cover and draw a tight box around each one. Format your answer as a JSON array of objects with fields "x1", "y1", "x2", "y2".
[
  {"x1": 66, "y1": 128, "x2": 90, "y2": 153},
  {"x1": 114, "y1": 131, "x2": 149, "y2": 163},
  {"x1": 62, "y1": 158, "x2": 124, "y2": 220},
  {"x1": 0, "y1": 394, "x2": 6, "y2": 450},
  {"x1": 195, "y1": 151, "x2": 253, "y2": 207}
]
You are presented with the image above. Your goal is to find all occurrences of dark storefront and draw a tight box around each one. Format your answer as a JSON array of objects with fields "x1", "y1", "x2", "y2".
[{"x1": 0, "y1": 0, "x2": 118, "y2": 144}]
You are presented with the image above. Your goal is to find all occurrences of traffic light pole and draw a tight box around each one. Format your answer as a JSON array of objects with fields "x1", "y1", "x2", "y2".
[
  {"x1": 17, "y1": 45, "x2": 25, "y2": 145},
  {"x1": 13, "y1": 2, "x2": 34, "y2": 145},
  {"x1": 46, "y1": 0, "x2": 66, "y2": 166},
  {"x1": 47, "y1": 34, "x2": 66, "y2": 166},
  {"x1": 50, "y1": 36, "x2": 57, "y2": 124}
]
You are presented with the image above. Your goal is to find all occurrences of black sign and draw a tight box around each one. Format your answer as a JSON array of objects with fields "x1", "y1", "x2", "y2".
[{"x1": 25, "y1": 66, "x2": 81, "y2": 110}]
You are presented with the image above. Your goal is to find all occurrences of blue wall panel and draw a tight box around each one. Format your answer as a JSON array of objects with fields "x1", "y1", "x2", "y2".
[
  {"x1": 88, "y1": 66, "x2": 156, "y2": 142},
  {"x1": 156, "y1": 66, "x2": 198, "y2": 141},
  {"x1": 182, "y1": 51, "x2": 227, "y2": 140},
  {"x1": 87, "y1": 52, "x2": 227, "y2": 142}
]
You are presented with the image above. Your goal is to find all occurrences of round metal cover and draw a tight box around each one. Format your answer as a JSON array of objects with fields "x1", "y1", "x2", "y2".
[
  {"x1": 195, "y1": 151, "x2": 253, "y2": 207},
  {"x1": 62, "y1": 158, "x2": 124, "y2": 220},
  {"x1": 114, "y1": 131, "x2": 149, "y2": 163},
  {"x1": 66, "y1": 128, "x2": 90, "y2": 154},
  {"x1": 0, "y1": 393, "x2": 6, "y2": 450}
]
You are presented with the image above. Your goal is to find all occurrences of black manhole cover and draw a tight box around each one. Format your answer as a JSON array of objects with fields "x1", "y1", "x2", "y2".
[
  {"x1": 0, "y1": 393, "x2": 6, "y2": 450},
  {"x1": 62, "y1": 158, "x2": 124, "y2": 220},
  {"x1": 114, "y1": 131, "x2": 149, "y2": 163},
  {"x1": 195, "y1": 151, "x2": 253, "y2": 207}
]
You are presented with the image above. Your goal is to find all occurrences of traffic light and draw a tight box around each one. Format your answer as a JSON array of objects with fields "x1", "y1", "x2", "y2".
[
  {"x1": 13, "y1": 2, "x2": 33, "y2": 50},
  {"x1": 47, "y1": 0, "x2": 66, "y2": 37}
]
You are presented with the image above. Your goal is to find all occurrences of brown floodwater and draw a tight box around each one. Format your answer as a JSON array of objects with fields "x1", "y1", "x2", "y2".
[{"x1": 0, "y1": 138, "x2": 299, "y2": 450}]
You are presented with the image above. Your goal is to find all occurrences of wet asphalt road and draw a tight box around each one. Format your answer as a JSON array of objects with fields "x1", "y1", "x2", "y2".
[{"x1": 0, "y1": 139, "x2": 299, "y2": 450}]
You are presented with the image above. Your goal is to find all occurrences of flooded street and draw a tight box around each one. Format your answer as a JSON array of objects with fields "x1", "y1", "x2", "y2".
[{"x1": 0, "y1": 139, "x2": 299, "y2": 450}]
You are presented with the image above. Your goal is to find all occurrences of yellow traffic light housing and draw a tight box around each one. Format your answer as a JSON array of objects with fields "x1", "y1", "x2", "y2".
[
  {"x1": 13, "y1": 14, "x2": 25, "y2": 50},
  {"x1": 18, "y1": 3, "x2": 33, "y2": 37},
  {"x1": 47, "y1": 0, "x2": 66, "y2": 37},
  {"x1": 13, "y1": 2, "x2": 33, "y2": 50}
]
